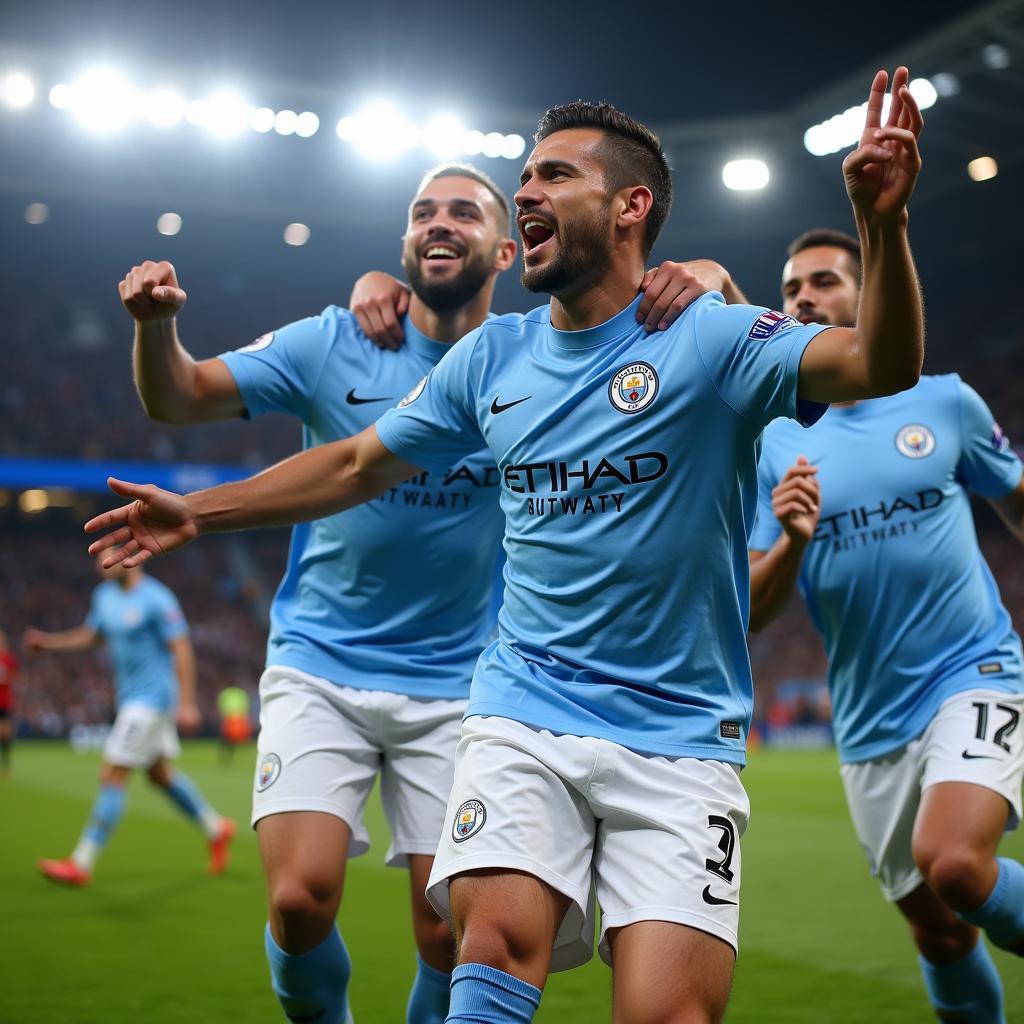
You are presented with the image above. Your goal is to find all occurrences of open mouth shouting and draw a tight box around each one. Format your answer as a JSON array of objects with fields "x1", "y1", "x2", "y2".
[
  {"x1": 419, "y1": 240, "x2": 465, "y2": 268},
  {"x1": 519, "y1": 214, "x2": 557, "y2": 260}
]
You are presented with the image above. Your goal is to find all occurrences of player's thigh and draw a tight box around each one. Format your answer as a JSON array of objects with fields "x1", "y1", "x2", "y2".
[
  {"x1": 103, "y1": 703, "x2": 169, "y2": 770},
  {"x1": 428, "y1": 717, "x2": 598, "y2": 973},
  {"x1": 840, "y1": 744, "x2": 924, "y2": 902},
  {"x1": 594, "y1": 753, "x2": 749, "y2": 963},
  {"x1": 607, "y1": 919, "x2": 734, "y2": 1024},
  {"x1": 918, "y1": 688, "x2": 1024, "y2": 842},
  {"x1": 380, "y1": 693, "x2": 466, "y2": 868},
  {"x1": 252, "y1": 666, "x2": 382, "y2": 857}
]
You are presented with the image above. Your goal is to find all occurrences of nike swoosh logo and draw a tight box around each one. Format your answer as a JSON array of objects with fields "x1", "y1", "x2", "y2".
[
  {"x1": 346, "y1": 389, "x2": 393, "y2": 405},
  {"x1": 490, "y1": 395, "x2": 532, "y2": 415},
  {"x1": 701, "y1": 884, "x2": 737, "y2": 906},
  {"x1": 961, "y1": 750, "x2": 1000, "y2": 760}
]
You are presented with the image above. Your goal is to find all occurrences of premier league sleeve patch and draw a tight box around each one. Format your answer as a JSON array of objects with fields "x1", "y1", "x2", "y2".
[
  {"x1": 398, "y1": 376, "x2": 427, "y2": 409},
  {"x1": 235, "y1": 331, "x2": 276, "y2": 354},
  {"x1": 747, "y1": 311, "x2": 799, "y2": 341},
  {"x1": 991, "y1": 422, "x2": 1010, "y2": 453},
  {"x1": 452, "y1": 798, "x2": 487, "y2": 842}
]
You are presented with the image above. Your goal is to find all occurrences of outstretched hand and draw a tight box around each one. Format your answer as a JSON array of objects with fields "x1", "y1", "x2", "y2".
[
  {"x1": 843, "y1": 67, "x2": 924, "y2": 224},
  {"x1": 85, "y1": 478, "x2": 199, "y2": 568}
]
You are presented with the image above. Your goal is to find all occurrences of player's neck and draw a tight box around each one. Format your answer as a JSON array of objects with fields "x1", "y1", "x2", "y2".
[
  {"x1": 117, "y1": 572, "x2": 142, "y2": 591},
  {"x1": 410, "y1": 289, "x2": 492, "y2": 345},
  {"x1": 549, "y1": 263, "x2": 644, "y2": 332}
]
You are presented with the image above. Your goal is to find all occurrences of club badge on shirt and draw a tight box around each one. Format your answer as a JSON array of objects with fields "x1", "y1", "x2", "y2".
[
  {"x1": 609, "y1": 362, "x2": 659, "y2": 415},
  {"x1": 895, "y1": 423, "x2": 936, "y2": 459}
]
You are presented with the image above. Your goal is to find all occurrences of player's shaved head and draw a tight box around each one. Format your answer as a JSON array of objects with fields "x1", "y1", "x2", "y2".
[{"x1": 416, "y1": 162, "x2": 512, "y2": 235}]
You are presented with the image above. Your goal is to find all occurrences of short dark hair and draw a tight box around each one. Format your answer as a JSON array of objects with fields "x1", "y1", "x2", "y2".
[
  {"x1": 787, "y1": 228, "x2": 862, "y2": 285},
  {"x1": 416, "y1": 162, "x2": 512, "y2": 235},
  {"x1": 534, "y1": 101, "x2": 673, "y2": 258}
]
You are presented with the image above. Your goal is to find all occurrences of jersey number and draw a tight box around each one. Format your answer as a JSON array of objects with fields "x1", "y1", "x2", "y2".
[
  {"x1": 705, "y1": 815, "x2": 737, "y2": 883},
  {"x1": 972, "y1": 701, "x2": 1021, "y2": 752}
]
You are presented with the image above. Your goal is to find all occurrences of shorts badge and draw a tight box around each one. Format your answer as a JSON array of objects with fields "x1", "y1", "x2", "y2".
[
  {"x1": 895, "y1": 423, "x2": 936, "y2": 459},
  {"x1": 609, "y1": 362, "x2": 659, "y2": 415},
  {"x1": 452, "y1": 799, "x2": 487, "y2": 842},
  {"x1": 257, "y1": 753, "x2": 282, "y2": 791}
]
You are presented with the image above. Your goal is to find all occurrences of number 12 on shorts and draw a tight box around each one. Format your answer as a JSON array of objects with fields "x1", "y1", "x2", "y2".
[{"x1": 972, "y1": 701, "x2": 1021, "y2": 753}]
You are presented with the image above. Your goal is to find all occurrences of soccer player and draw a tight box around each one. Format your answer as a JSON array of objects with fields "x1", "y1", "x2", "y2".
[
  {"x1": 120, "y1": 162, "x2": 716, "y2": 1024},
  {"x1": 749, "y1": 228, "x2": 1024, "y2": 1023},
  {"x1": 24, "y1": 554, "x2": 234, "y2": 886},
  {"x1": 87, "y1": 68, "x2": 924, "y2": 1023},
  {"x1": 216, "y1": 683, "x2": 252, "y2": 764},
  {"x1": 0, "y1": 630, "x2": 19, "y2": 775}
]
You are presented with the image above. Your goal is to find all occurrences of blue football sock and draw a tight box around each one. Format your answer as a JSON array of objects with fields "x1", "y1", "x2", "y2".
[
  {"x1": 73, "y1": 783, "x2": 126, "y2": 869},
  {"x1": 446, "y1": 963, "x2": 540, "y2": 1023},
  {"x1": 919, "y1": 941, "x2": 1005, "y2": 1024},
  {"x1": 164, "y1": 772, "x2": 221, "y2": 838},
  {"x1": 265, "y1": 923, "x2": 352, "y2": 1024},
  {"x1": 961, "y1": 858, "x2": 1024, "y2": 951},
  {"x1": 407, "y1": 955, "x2": 451, "y2": 1024}
]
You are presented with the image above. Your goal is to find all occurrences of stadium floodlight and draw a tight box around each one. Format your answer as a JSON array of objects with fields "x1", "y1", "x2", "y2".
[
  {"x1": 251, "y1": 106, "x2": 275, "y2": 133},
  {"x1": 983, "y1": 43, "x2": 1011, "y2": 70},
  {"x1": 283, "y1": 222, "x2": 311, "y2": 246},
  {"x1": 185, "y1": 99, "x2": 207, "y2": 126},
  {"x1": 25, "y1": 202, "x2": 49, "y2": 225},
  {"x1": 481, "y1": 131, "x2": 505, "y2": 159},
  {"x1": 967, "y1": 156, "x2": 998, "y2": 182},
  {"x1": 157, "y1": 212, "x2": 182, "y2": 236},
  {"x1": 804, "y1": 80, "x2": 937, "y2": 157},
  {"x1": 147, "y1": 87, "x2": 186, "y2": 128},
  {"x1": 462, "y1": 129, "x2": 485, "y2": 155},
  {"x1": 295, "y1": 111, "x2": 320, "y2": 138},
  {"x1": 49, "y1": 83, "x2": 72, "y2": 108},
  {"x1": 722, "y1": 158, "x2": 769, "y2": 191},
  {"x1": 2, "y1": 71, "x2": 35, "y2": 109},
  {"x1": 19, "y1": 489, "x2": 49, "y2": 514},
  {"x1": 203, "y1": 89, "x2": 252, "y2": 138},
  {"x1": 337, "y1": 101, "x2": 420, "y2": 160},
  {"x1": 274, "y1": 109, "x2": 298, "y2": 136},
  {"x1": 423, "y1": 114, "x2": 466, "y2": 159},
  {"x1": 67, "y1": 67, "x2": 139, "y2": 134},
  {"x1": 931, "y1": 72, "x2": 961, "y2": 97},
  {"x1": 501, "y1": 134, "x2": 526, "y2": 160}
]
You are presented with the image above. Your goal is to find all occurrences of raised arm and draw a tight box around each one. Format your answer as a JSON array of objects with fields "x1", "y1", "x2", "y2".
[
  {"x1": 121, "y1": 260, "x2": 245, "y2": 423},
  {"x1": 748, "y1": 458, "x2": 820, "y2": 632},
  {"x1": 23, "y1": 624, "x2": 101, "y2": 654},
  {"x1": 798, "y1": 68, "x2": 925, "y2": 404},
  {"x1": 85, "y1": 426, "x2": 421, "y2": 568}
]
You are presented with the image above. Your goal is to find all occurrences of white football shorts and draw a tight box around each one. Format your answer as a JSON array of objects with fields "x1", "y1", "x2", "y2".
[
  {"x1": 103, "y1": 702, "x2": 180, "y2": 769},
  {"x1": 427, "y1": 715, "x2": 750, "y2": 971},
  {"x1": 252, "y1": 664, "x2": 466, "y2": 867},
  {"x1": 841, "y1": 688, "x2": 1024, "y2": 902}
]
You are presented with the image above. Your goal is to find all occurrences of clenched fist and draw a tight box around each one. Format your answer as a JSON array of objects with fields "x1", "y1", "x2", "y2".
[{"x1": 119, "y1": 260, "x2": 188, "y2": 323}]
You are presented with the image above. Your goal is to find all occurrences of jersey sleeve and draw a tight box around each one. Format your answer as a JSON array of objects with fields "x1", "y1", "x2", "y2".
[
  {"x1": 152, "y1": 586, "x2": 189, "y2": 643},
  {"x1": 748, "y1": 445, "x2": 785, "y2": 552},
  {"x1": 217, "y1": 307, "x2": 341, "y2": 422},
  {"x1": 374, "y1": 328, "x2": 486, "y2": 474},
  {"x1": 956, "y1": 379, "x2": 1024, "y2": 497},
  {"x1": 692, "y1": 296, "x2": 831, "y2": 429}
]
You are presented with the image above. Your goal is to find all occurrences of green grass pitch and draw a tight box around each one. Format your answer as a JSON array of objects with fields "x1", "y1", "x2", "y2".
[{"x1": 0, "y1": 741, "x2": 1019, "y2": 1022}]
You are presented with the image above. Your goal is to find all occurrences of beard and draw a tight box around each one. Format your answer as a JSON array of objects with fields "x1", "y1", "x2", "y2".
[
  {"x1": 403, "y1": 244, "x2": 496, "y2": 313},
  {"x1": 520, "y1": 208, "x2": 612, "y2": 296}
]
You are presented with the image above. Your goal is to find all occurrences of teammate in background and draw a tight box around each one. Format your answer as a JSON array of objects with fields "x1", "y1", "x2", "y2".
[
  {"x1": 749, "y1": 228, "x2": 1024, "y2": 1023},
  {"x1": 24, "y1": 555, "x2": 234, "y2": 886},
  {"x1": 86, "y1": 68, "x2": 923, "y2": 1023},
  {"x1": 119, "y1": 160, "x2": 727, "y2": 1024},
  {"x1": 217, "y1": 684, "x2": 252, "y2": 764},
  {"x1": 0, "y1": 630, "x2": 19, "y2": 775}
]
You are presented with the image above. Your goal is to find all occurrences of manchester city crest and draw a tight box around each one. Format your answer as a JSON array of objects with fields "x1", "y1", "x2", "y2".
[
  {"x1": 257, "y1": 752, "x2": 282, "y2": 792},
  {"x1": 452, "y1": 798, "x2": 487, "y2": 843},
  {"x1": 236, "y1": 332, "x2": 276, "y2": 354},
  {"x1": 609, "y1": 362, "x2": 659, "y2": 415},
  {"x1": 895, "y1": 423, "x2": 936, "y2": 459}
]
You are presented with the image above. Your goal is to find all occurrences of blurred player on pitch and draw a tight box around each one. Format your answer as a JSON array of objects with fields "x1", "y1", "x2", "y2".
[
  {"x1": 750, "y1": 228, "x2": 1024, "y2": 1022},
  {"x1": 0, "y1": 630, "x2": 19, "y2": 775},
  {"x1": 88, "y1": 68, "x2": 923, "y2": 1023},
  {"x1": 24, "y1": 555, "x2": 234, "y2": 885},
  {"x1": 119, "y1": 161, "x2": 720, "y2": 1024}
]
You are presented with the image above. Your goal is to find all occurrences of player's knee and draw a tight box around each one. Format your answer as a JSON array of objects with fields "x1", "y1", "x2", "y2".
[
  {"x1": 907, "y1": 916, "x2": 977, "y2": 963},
  {"x1": 916, "y1": 845, "x2": 990, "y2": 908},
  {"x1": 268, "y1": 874, "x2": 339, "y2": 930},
  {"x1": 413, "y1": 912, "x2": 456, "y2": 968},
  {"x1": 457, "y1": 912, "x2": 547, "y2": 974}
]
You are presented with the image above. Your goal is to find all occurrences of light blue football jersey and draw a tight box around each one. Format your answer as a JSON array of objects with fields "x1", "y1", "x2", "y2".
[
  {"x1": 750, "y1": 375, "x2": 1024, "y2": 763},
  {"x1": 375, "y1": 293, "x2": 829, "y2": 761},
  {"x1": 86, "y1": 576, "x2": 188, "y2": 711},
  {"x1": 219, "y1": 308, "x2": 505, "y2": 699}
]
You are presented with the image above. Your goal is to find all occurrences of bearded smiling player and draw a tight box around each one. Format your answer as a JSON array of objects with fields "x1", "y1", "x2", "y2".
[
  {"x1": 749, "y1": 228, "x2": 1024, "y2": 1024},
  {"x1": 89, "y1": 68, "x2": 923, "y2": 1023},
  {"x1": 119, "y1": 162, "x2": 716, "y2": 1024}
]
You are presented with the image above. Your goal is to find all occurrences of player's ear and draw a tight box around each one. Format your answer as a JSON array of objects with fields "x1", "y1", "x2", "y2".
[
  {"x1": 615, "y1": 185, "x2": 654, "y2": 234},
  {"x1": 494, "y1": 237, "x2": 518, "y2": 272}
]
